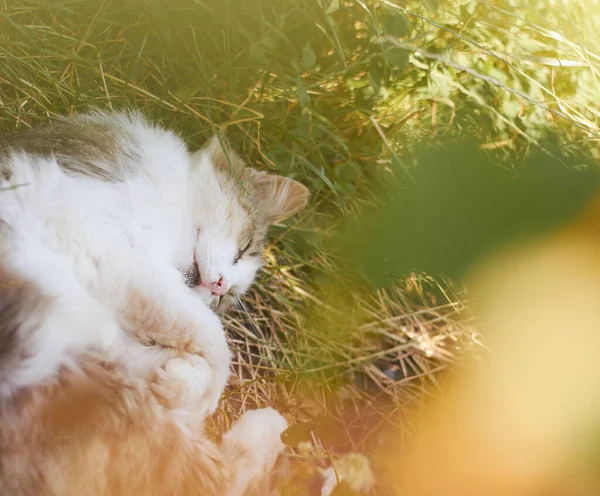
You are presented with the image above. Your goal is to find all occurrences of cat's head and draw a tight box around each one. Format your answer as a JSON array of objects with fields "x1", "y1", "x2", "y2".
[{"x1": 183, "y1": 136, "x2": 310, "y2": 314}]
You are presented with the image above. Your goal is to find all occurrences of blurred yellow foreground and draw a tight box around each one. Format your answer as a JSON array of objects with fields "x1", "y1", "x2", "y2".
[{"x1": 382, "y1": 195, "x2": 600, "y2": 494}]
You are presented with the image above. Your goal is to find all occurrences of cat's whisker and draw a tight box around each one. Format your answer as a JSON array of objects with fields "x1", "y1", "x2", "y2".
[
  {"x1": 234, "y1": 296, "x2": 263, "y2": 338},
  {"x1": 233, "y1": 295, "x2": 244, "y2": 313},
  {"x1": 235, "y1": 296, "x2": 246, "y2": 313}
]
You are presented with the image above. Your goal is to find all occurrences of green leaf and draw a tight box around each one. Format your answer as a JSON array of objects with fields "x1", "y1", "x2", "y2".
[
  {"x1": 430, "y1": 70, "x2": 450, "y2": 97},
  {"x1": 249, "y1": 44, "x2": 266, "y2": 63},
  {"x1": 172, "y1": 86, "x2": 197, "y2": 102},
  {"x1": 369, "y1": 56, "x2": 385, "y2": 87},
  {"x1": 459, "y1": 0, "x2": 477, "y2": 22},
  {"x1": 383, "y1": 12, "x2": 411, "y2": 38},
  {"x1": 297, "y1": 76, "x2": 310, "y2": 108},
  {"x1": 422, "y1": 0, "x2": 439, "y2": 13},
  {"x1": 261, "y1": 33, "x2": 280, "y2": 49},
  {"x1": 337, "y1": 161, "x2": 361, "y2": 183},
  {"x1": 300, "y1": 42, "x2": 317, "y2": 70},
  {"x1": 311, "y1": 177, "x2": 325, "y2": 191},
  {"x1": 502, "y1": 100, "x2": 520, "y2": 119},
  {"x1": 326, "y1": 0, "x2": 340, "y2": 14},
  {"x1": 385, "y1": 47, "x2": 409, "y2": 72}
]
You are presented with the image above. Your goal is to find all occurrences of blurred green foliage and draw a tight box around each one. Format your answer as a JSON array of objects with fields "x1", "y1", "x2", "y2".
[{"x1": 342, "y1": 138, "x2": 600, "y2": 286}]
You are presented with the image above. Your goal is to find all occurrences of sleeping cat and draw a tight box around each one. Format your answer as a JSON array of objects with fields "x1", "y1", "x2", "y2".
[
  {"x1": 0, "y1": 111, "x2": 309, "y2": 494},
  {"x1": 0, "y1": 110, "x2": 308, "y2": 417}
]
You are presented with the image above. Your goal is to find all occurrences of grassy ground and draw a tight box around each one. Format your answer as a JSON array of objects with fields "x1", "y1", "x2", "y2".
[{"x1": 2, "y1": 0, "x2": 600, "y2": 493}]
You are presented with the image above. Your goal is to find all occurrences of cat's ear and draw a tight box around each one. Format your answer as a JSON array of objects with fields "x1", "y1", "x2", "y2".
[
  {"x1": 250, "y1": 169, "x2": 310, "y2": 223},
  {"x1": 203, "y1": 134, "x2": 228, "y2": 155},
  {"x1": 202, "y1": 134, "x2": 248, "y2": 174}
]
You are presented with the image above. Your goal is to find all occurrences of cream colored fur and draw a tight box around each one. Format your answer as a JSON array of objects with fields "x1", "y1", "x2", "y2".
[{"x1": 0, "y1": 357, "x2": 288, "y2": 496}]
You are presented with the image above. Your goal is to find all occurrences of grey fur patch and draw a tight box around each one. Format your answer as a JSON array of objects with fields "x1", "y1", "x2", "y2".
[
  {"x1": 205, "y1": 136, "x2": 270, "y2": 247},
  {"x1": 0, "y1": 113, "x2": 141, "y2": 182},
  {"x1": 0, "y1": 266, "x2": 49, "y2": 386},
  {"x1": 0, "y1": 277, "x2": 23, "y2": 367}
]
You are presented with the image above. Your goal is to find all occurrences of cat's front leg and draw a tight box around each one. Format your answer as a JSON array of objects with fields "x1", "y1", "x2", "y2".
[
  {"x1": 118, "y1": 265, "x2": 231, "y2": 416},
  {"x1": 118, "y1": 337, "x2": 217, "y2": 418}
]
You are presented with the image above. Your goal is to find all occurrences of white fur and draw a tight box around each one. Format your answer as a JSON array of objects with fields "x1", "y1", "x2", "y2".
[
  {"x1": 0, "y1": 113, "x2": 260, "y2": 408},
  {"x1": 222, "y1": 407, "x2": 288, "y2": 496}
]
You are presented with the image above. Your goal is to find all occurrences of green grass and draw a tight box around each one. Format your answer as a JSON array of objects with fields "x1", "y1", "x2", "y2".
[{"x1": 2, "y1": 0, "x2": 600, "y2": 492}]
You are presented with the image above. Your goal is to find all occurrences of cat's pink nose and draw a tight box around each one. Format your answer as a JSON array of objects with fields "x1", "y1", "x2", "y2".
[{"x1": 204, "y1": 275, "x2": 228, "y2": 296}]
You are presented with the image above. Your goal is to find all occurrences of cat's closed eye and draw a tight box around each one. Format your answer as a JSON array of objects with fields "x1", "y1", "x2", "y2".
[{"x1": 233, "y1": 238, "x2": 253, "y2": 264}]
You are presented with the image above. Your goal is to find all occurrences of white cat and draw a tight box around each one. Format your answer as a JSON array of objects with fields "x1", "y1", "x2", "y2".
[
  {"x1": 0, "y1": 111, "x2": 309, "y2": 495},
  {"x1": 0, "y1": 110, "x2": 308, "y2": 413}
]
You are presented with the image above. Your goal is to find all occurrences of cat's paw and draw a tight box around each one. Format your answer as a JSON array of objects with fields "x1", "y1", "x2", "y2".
[
  {"x1": 139, "y1": 300, "x2": 231, "y2": 416},
  {"x1": 225, "y1": 408, "x2": 288, "y2": 452},
  {"x1": 149, "y1": 354, "x2": 213, "y2": 415},
  {"x1": 222, "y1": 408, "x2": 289, "y2": 496},
  {"x1": 173, "y1": 310, "x2": 231, "y2": 415},
  {"x1": 176, "y1": 310, "x2": 225, "y2": 356},
  {"x1": 198, "y1": 341, "x2": 231, "y2": 415}
]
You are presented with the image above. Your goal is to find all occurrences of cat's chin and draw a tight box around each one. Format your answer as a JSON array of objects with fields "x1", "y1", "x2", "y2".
[
  {"x1": 190, "y1": 286, "x2": 233, "y2": 315},
  {"x1": 192, "y1": 285, "x2": 214, "y2": 304}
]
